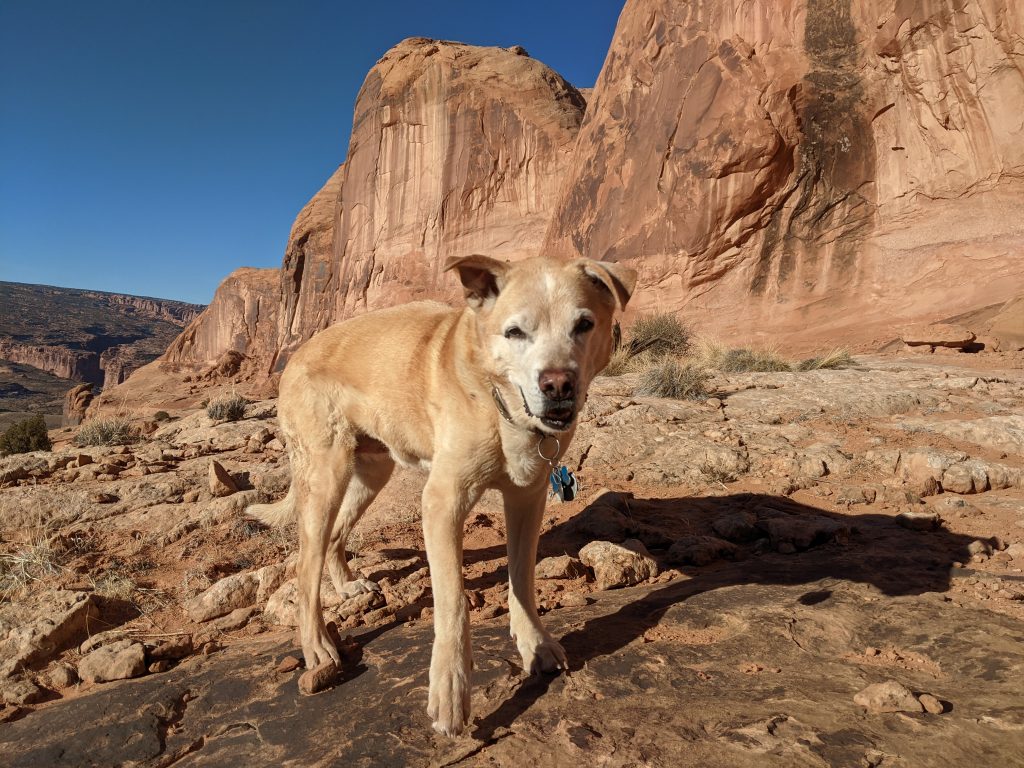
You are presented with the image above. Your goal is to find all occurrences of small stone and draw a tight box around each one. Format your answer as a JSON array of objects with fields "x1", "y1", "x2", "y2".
[
  {"x1": 535, "y1": 555, "x2": 587, "y2": 580},
  {"x1": 89, "y1": 492, "x2": 118, "y2": 504},
  {"x1": 208, "y1": 460, "x2": 239, "y2": 497},
  {"x1": 212, "y1": 605, "x2": 257, "y2": 631},
  {"x1": 186, "y1": 571, "x2": 259, "y2": 623},
  {"x1": 666, "y1": 535, "x2": 737, "y2": 566},
  {"x1": 896, "y1": 511, "x2": 941, "y2": 531},
  {"x1": 706, "y1": 397, "x2": 723, "y2": 409},
  {"x1": 854, "y1": 680, "x2": 924, "y2": 714},
  {"x1": 78, "y1": 640, "x2": 147, "y2": 683},
  {"x1": 182, "y1": 489, "x2": 201, "y2": 503},
  {"x1": 918, "y1": 693, "x2": 944, "y2": 714},
  {"x1": 147, "y1": 635, "x2": 193, "y2": 661},
  {"x1": 478, "y1": 604, "x2": 505, "y2": 619},
  {"x1": 44, "y1": 663, "x2": 78, "y2": 690},
  {"x1": 298, "y1": 660, "x2": 338, "y2": 695},
  {"x1": 148, "y1": 660, "x2": 171, "y2": 674},
  {"x1": 967, "y1": 539, "x2": 994, "y2": 558},
  {"x1": 277, "y1": 655, "x2": 301, "y2": 674},
  {"x1": 76, "y1": 453, "x2": 94, "y2": 466},
  {"x1": 712, "y1": 511, "x2": 759, "y2": 543},
  {"x1": 1, "y1": 679, "x2": 45, "y2": 706},
  {"x1": 777, "y1": 542, "x2": 797, "y2": 554},
  {"x1": 558, "y1": 592, "x2": 588, "y2": 608}
]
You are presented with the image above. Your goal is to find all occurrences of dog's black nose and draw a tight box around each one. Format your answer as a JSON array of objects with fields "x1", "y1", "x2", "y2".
[{"x1": 539, "y1": 369, "x2": 576, "y2": 400}]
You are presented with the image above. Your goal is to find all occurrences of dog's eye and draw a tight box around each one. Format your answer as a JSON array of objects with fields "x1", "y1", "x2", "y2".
[
  {"x1": 504, "y1": 326, "x2": 526, "y2": 340},
  {"x1": 573, "y1": 317, "x2": 595, "y2": 335}
]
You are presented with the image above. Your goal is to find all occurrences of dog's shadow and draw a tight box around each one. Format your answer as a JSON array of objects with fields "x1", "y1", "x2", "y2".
[{"x1": 468, "y1": 491, "x2": 991, "y2": 740}]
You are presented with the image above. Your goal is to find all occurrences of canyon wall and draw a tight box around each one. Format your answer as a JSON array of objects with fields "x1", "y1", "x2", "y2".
[
  {"x1": 157, "y1": 39, "x2": 586, "y2": 378},
  {"x1": 106, "y1": 5, "x2": 1024, "y2": 407},
  {"x1": 542, "y1": 0, "x2": 1024, "y2": 342}
]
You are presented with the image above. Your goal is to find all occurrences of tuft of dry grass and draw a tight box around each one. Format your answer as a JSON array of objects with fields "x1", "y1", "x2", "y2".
[
  {"x1": 634, "y1": 358, "x2": 712, "y2": 400},
  {"x1": 692, "y1": 339, "x2": 792, "y2": 373},
  {"x1": 0, "y1": 538, "x2": 65, "y2": 600},
  {"x1": 75, "y1": 416, "x2": 136, "y2": 447},
  {"x1": 626, "y1": 313, "x2": 692, "y2": 358},
  {"x1": 207, "y1": 393, "x2": 248, "y2": 422},
  {"x1": 796, "y1": 348, "x2": 854, "y2": 371},
  {"x1": 600, "y1": 312, "x2": 691, "y2": 377}
]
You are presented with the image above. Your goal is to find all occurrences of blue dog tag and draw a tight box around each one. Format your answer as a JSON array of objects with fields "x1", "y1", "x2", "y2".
[{"x1": 549, "y1": 465, "x2": 579, "y2": 502}]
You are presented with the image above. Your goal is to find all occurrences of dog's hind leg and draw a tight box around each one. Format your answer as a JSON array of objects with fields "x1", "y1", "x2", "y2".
[
  {"x1": 503, "y1": 485, "x2": 568, "y2": 674},
  {"x1": 326, "y1": 453, "x2": 394, "y2": 597},
  {"x1": 294, "y1": 441, "x2": 354, "y2": 669}
]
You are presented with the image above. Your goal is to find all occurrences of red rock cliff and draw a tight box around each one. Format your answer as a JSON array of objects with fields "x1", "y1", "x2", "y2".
[{"x1": 543, "y1": 0, "x2": 1024, "y2": 342}]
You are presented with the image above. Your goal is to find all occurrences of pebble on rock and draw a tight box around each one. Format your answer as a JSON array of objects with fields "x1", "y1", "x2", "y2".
[{"x1": 299, "y1": 660, "x2": 338, "y2": 695}]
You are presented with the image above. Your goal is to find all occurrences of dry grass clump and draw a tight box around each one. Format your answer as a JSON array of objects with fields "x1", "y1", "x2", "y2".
[
  {"x1": 626, "y1": 313, "x2": 692, "y2": 358},
  {"x1": 0, "y1": 539, "x2": 64, "y2": 600},
  {"x1": 75, "y1": 416, "x2": 136, "y2": 447},
  {"x1": 694, "y1": 339, "x2": 792, "y2": 372},
  {"x1": 796, "y1": 348, "x2": 854, "y2": 371},
  {"x1": 601, "y1": 312, "x2": 691, "y2": 377},
  {"x1": 634, "y1": 358, "x2": 712, "y2": 400},
  {"x1": 207, "y1": 393, "x2": 248, "y2": 422}
]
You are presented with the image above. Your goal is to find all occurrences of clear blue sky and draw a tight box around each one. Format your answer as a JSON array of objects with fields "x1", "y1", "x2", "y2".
[{"x1": 0, "y1": 1, "x2": 623, "y2": 305}]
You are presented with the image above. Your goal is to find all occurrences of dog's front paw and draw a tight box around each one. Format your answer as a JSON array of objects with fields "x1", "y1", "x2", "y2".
[
  {"x1": 301, "y1": 624, "x2": 341, "y2": 671},
  {"x1": 516, "y1": 630, "x2": 568, "y2": 675},
  {"x1": 427, "y1": 663, "x2": 471, "y2": 737}
]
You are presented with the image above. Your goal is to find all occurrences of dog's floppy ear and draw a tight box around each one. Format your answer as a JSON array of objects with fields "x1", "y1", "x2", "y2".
[
  {"x1": 444, "y1": 255, "x2": 509, "y2": 310},
  {"x1": 580, "y1": 259, "x2": 637, "y2": 310}
]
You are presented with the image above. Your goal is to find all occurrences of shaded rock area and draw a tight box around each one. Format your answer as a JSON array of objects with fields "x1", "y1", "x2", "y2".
[
  {"x1": 2, "y1": 353, "x2": 1023, "y2": 763},
  {"x1": 2, "y1": 536, "x2": 1022, "y2": 766}
]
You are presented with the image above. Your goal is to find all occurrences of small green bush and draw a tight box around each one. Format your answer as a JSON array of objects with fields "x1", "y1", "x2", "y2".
[
  {"x1": 207, "y1": 394, "x2": 248, "y2": 422},
  {"x1": 75, "y1": 417, "x2": 135, "y2": 447},
  {"x1": 0, "y1": 415, "x2": 52, "y2": 456},
  {"x1": 634, "y1": 359, "x2": 712, "y2": 400}
]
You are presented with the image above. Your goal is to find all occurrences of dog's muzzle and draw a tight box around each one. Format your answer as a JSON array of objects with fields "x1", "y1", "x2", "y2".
[{"x1": 519, "y1": 387, "x2": 576, "y2": 432}]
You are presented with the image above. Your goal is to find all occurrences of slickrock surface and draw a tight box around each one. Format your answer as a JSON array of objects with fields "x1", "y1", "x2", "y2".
[{"x1": 2, "y1": 352, "x2": 1023, "y2": 764}]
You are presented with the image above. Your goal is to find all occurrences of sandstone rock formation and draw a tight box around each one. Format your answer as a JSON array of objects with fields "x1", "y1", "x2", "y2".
[
  {"x1": 542, "y1": 0, "x2": 1024, "y2": 343},
  {"x1": 124, "y1": 39, "x2": 586, "y2": 385},
  {"x1": 62, "y1": 383, "x2": 93, "y2": 427}
]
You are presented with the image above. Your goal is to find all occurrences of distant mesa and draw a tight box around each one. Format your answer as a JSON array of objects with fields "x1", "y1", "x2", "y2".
[{"x1": 0, "y1": 281, "x2": 204, "y2": 424}]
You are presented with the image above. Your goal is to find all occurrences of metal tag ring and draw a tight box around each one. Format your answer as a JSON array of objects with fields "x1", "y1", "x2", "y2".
[{"x1": 537, "y1": 435, "x2": 561, "y2": 462}]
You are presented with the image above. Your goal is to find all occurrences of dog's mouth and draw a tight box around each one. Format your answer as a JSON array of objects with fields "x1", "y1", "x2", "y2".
[{"x1": 520, "y1": 388, "x2": 576, "y2": 431}]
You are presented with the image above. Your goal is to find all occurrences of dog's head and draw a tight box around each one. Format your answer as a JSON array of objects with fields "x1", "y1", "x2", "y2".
[{"x1": 445, "y1": 255, "x2": 637, "y2": 434}]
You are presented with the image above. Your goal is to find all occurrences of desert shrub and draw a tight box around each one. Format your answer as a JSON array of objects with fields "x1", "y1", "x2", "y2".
[
  {"x1": 600, "y1": 313, "x2": 691, "y2": 377},
  {"x1": 796, "y1": 348, "x2": 854, "y2": 371},
  {"x1": 634, "y1": 358, "x2": 712, "y2": 400},
  {"x1": 627, "y1": 313, "x2": 691, "y2": 358},
  {"x1": 153, "y1": 410, "x2": 171, "y2": 422},
  {"x1": 75, "y1": 416, "x2": 136, "y2": 447},
  {"x1": 0, "y1": 414, "x2": 51, "y2": 456},
  {"x1": 694, "y1": 339, "x2": 791, "y2": 373},
  {"x1": 207, "y1": 394, "x2": 248, "y2": 422}
]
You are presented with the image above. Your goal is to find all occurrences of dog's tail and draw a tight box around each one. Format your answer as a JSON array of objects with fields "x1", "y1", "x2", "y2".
[{"x1": 247, "y1": 487, "x2": 296, "y2": 528}]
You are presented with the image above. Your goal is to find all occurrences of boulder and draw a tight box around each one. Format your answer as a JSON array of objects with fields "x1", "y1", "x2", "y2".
[
  {"x1": 208, "y1": 460, "x2": 239, "y2": 497},
  {"x1": 77, "y1": 640, "x2": 147, "y2": 684},
  {"x1": 899, "y1": 323, "x2": 976, "y2": 348},
  {"x1": 535, "y1": 556, "x2": 588, "y2": 580},
  {"x1": 854, "y1": 680, "x2": 925, "y2": 714},
  {"x1": 185, "y1": 572, "x2": 259, "y2": 623},
  {"x1": 578, "y1": 539, "x2": 659, "y2": 590},
  {"x1": 0, "y1": 591, "x2": 99, "y2": 679}
]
